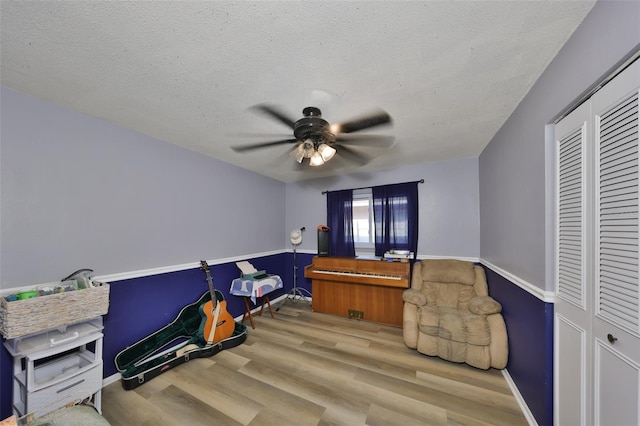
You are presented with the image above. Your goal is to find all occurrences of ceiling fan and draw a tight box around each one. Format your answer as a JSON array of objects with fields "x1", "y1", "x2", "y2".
[{"x1": 232, "y1": 104, "x2": 393, "y2": 167}]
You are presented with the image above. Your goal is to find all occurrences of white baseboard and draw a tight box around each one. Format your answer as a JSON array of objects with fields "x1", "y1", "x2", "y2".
[
  {"x1": 502, "y1": 368, "x2": 538, "y2": 426},
  {"x1": 102, "y1": 372, "x2": 121, "y2": 387}
]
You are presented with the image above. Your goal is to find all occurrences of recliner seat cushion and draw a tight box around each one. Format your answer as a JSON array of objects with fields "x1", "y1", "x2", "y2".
[
  {"x1": 417, "y1": 306, "x2": 491, "y2": 346},
  {"x1": 438, "y1": 307, "x2": 466, "y2": 342},
  {"x1": 422, "y1": 281, "x2": 475, "y2": 308}
]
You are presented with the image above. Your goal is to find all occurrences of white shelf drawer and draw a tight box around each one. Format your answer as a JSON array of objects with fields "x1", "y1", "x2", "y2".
[
  {"x1": 26, "y1": 361, "x2": 103, "y2": 418},
  {"x1": 32, "y1": 350, "x2": 96, "y2": 391},
  {"x1": 4, "y1": 317, "x2": 103, "y2": 357}
]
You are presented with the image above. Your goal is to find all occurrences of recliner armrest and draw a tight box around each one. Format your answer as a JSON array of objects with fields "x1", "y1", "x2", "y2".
[
  {"x1": 403, "y1": 288, "x2": 427, "y2": 306},
  {"x1": 468, "y1": 296, "x2": 502, "y2": 315}
]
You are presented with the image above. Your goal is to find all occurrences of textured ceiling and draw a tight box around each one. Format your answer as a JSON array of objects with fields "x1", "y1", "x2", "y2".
[{"x1": 0, "y1": 1, "x2": 595, "y2": 182}]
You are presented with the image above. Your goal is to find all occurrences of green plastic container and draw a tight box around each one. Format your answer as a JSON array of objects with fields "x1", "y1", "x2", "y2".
[{"x1": 16, "y1": 291, "x2": 38, "y2": 300}]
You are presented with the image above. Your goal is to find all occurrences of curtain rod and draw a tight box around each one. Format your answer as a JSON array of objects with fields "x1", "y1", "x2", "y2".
[{"x1": 321, "y1": 179, "x2": 424, "y2": 195}]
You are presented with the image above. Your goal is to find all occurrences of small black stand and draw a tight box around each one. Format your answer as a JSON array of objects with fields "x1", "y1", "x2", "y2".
[{"x1": 277, "y1": 235, "x2": 311, "y2": 311}]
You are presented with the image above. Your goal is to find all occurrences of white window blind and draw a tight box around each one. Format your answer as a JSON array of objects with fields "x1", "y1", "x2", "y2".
[
  {"x1": 597, "y1": 91, "x2": 640, "y2": 332},
  {"x1": 558, "y1": 126, "x2": 586, "y2": 308}
]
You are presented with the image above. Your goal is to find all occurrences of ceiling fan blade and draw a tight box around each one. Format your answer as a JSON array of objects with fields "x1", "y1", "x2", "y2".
[
  {"x1": 232, "y1": 138, "x2": 298, "y2": 153},
  {"x1": 235, "y1": 132, "x2": 292, "y2": 138},
  {"x1": 264, "y1": 147, "x2": 306, "y2": 171},
  {"x1": 335, "y1": 134, "x2": 395, "y2": 148},
  {"x1": 336, "y1": 144, "x2": 372, "y2": 166},
  {"x1": 333, "y1": 110, "x2": 392, "y2": 134},
  {"x1": 320, "y1": 153, "x2": 353, "y2": 171},
  {"x1": 251, "y1": 104, "x2": 297, "y2": 129}
]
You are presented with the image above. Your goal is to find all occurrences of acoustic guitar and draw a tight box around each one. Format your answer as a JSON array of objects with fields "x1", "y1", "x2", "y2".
[{"x1": 199, "y1": 260, "x2": 235, "y2": 345}]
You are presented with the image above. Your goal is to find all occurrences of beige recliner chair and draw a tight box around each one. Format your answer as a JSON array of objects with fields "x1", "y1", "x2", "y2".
[{"x1": 403, "y1": 259, "x2": 508, "y2": 369}]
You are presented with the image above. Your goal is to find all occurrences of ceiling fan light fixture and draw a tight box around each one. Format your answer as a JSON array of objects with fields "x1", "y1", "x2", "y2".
[
  {"x1": 302, "y1": 139, "x2": 315, "y2": 158},
  {"x1": 291, "y1": 148, "x2": 305, "y2": 163},
  {"x1": 290, "y1": 141, "x2": 313, "y2": 163},
  {"x1": 309, "y1": 151, "x2": 325, "y2": 167},
  {"x1": 317, "y1": 143, "x2": 336, "y2": 162}
]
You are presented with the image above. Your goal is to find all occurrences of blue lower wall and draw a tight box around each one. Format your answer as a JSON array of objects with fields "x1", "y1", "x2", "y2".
[
  {"x1": 484, "y1": 266, "x2": 554, "y2": 426},
  {"x1": 103, "y1": 253, "x2": 293, "y2": 378},
  {"x1": 1, "y1": 251, "x2": 317, "y2": 419}
]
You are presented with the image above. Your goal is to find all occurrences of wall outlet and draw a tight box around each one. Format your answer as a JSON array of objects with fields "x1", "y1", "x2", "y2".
[{"x1": 348, "y1": 309, "x2": 364, "y2": 320}]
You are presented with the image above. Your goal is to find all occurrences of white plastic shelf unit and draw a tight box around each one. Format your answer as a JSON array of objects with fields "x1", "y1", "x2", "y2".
[{"x1": 3, "y1": 317, "x2": 104, "y2": 419}]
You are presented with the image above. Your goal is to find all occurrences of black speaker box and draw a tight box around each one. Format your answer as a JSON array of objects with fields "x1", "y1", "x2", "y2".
[{"x1": 317, "y1": 229, "x2": 330, "y2": 257}]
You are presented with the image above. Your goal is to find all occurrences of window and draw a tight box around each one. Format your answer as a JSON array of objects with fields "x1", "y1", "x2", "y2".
[
  {"x1": 352, "y1": 189, "x2": 374, "y2": 255},
  {"x1": 372, "y1": 181, "x2": 419, "y2": 257},
  {"x1": 327, "y1": 181, "x2": 419, "y2": 257}
]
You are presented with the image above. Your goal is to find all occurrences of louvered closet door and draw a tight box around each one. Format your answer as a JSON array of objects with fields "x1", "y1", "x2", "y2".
[
  {"x1": 554, "y1": 100, "x2": 591, "y2": 426},
  {"x1": 592, "y1": 59, "x2": 640, "y2": 426},
  {"x1": 555, "y1": 59, "x2": 640, "y2": 426}
]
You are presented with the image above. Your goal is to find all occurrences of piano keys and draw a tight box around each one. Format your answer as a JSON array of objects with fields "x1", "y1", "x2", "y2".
[{"x1": 304, "y1": 256, "x2": 410, "y2": 327}]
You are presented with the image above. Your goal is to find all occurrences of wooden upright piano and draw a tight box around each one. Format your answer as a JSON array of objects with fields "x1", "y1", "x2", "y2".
[{"x1": 304, "y1": 256, "x2": 410, "y2": 327}]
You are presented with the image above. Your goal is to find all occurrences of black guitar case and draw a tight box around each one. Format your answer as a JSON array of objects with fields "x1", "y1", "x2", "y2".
[{"x1": 114, "y1": 290, "x2": 247, "y2": 390}]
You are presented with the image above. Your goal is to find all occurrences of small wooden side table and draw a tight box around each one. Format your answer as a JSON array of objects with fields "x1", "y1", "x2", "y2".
[
  {"x1": 240, "y1": 295, "x2": 275, "y2": 329},
  {"x1": 230, "y1": 275, "x2": 283, "y2": 329}
]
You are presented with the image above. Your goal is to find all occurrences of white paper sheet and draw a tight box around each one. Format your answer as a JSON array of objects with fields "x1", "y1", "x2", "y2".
[{"x1": 235, "y1": 261, "x2": 258, "y2": 275}]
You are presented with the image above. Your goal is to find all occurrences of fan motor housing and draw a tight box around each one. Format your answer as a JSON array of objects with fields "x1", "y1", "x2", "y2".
[{"x1": 294, "y1": 107, "x2": 332, "y2": 141}]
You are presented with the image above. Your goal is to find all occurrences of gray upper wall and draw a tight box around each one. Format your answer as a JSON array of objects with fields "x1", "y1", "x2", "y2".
[
  {"x1": 479, "y1": 0, "x2": 640, "y2": 290},
  {"x1": 0, "y1": 87, "x2": 286, "y2": 288},
  {"x1": 1, "y1": 85, "x2": 481, "y2": 290},
  {"x1": 285, "y1": 157, "x2": 480, "y2": 260}
]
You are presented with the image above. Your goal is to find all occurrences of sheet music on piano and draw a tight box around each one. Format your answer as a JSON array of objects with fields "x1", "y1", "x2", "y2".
[{"x1": 356, "y1": 255, "x2": 383, "y2": 261}]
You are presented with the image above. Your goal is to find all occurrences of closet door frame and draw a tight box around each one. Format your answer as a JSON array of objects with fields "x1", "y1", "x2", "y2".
[{"x1": 553, "y1": 58, "x2": 640, "y2": 426}]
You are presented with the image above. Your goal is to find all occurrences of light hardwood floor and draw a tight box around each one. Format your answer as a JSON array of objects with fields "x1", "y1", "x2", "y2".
[{"x1": 101, "y1": 301, "x2": 527, "y2": 426}]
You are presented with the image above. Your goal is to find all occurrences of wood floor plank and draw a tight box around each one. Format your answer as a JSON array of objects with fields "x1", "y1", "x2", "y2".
[
  {"x1": 239, "y1": 360, "x2": 370, "y2": 426},
  {"x1": 162, "y1": 358, "x2": 262, "y2": 425},
  {"x1": 210, "y1": 347, "x2": 252, "y2": 370},
  {"x1": 207, "y1": 361, "x2": 327, "y2": 425},
  {"x1": 101, "y1": 382, "x2": 168, "y2": 426},
  {"x1": 101, "y1": 304, "x2": 527, "y2": 425},
  {"x1": 147, "y1": 384, "x2": 242, "y2": 425},
  {"x1": 366, "y1": 402, "x2": 447, "y2": 426},
  {"x1": 354, "y1": 368, "x2": 526, "y2": 425},
  {"x1": 252, "y1": 313, "x2": 374, "y2": 349},
  {"x1": 235, "y1": 339, "x2": 360, "y2": 379},
  {"x1": 244, "y1": 323, "x2": 306, "y2": 347},
  {"x1": 414, "y1": 370, "x2": 521, "y2": 412}
]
